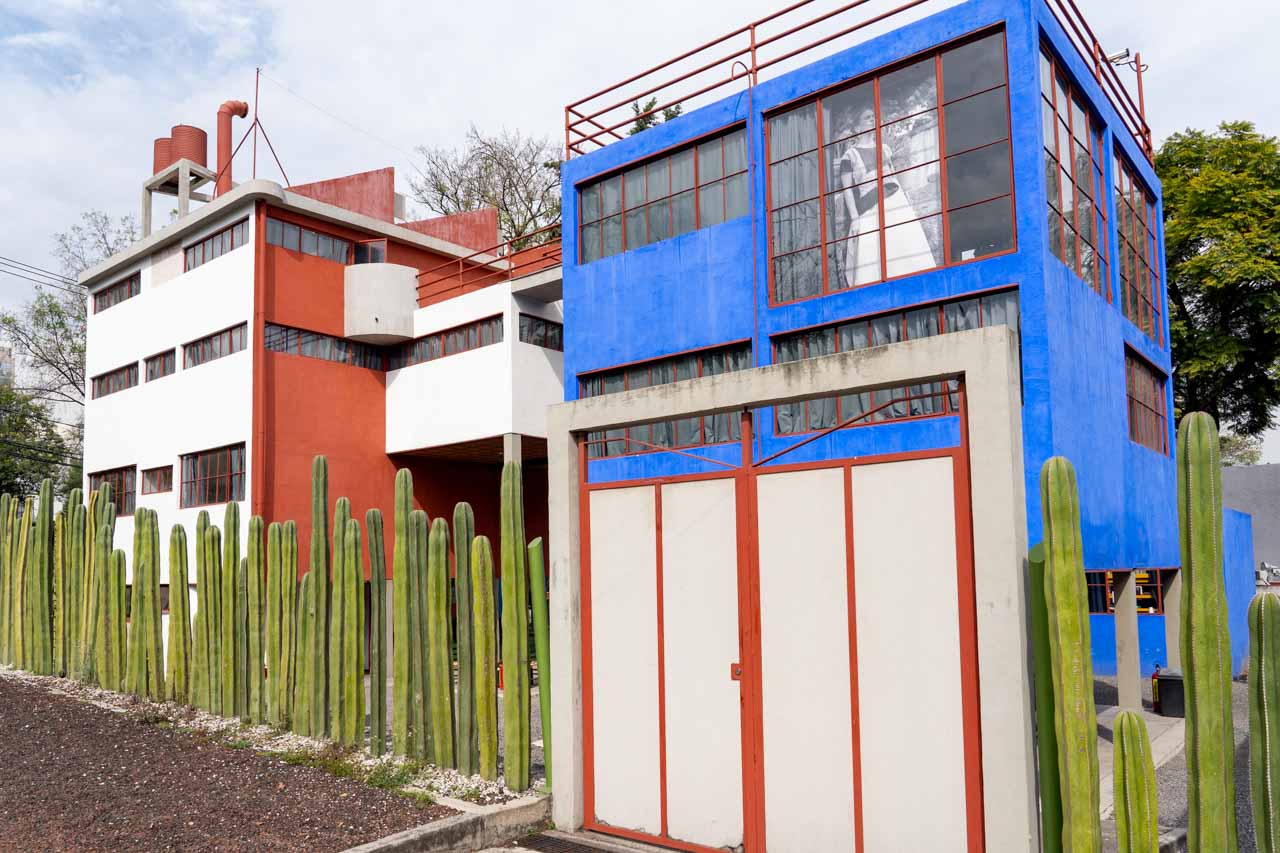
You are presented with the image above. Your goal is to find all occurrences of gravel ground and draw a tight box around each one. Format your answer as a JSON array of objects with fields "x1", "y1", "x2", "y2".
[
  {"x1": 1094, "y1": 676, "x2": 1255, "y2": 853},
  {"x1": 0, "y1": 673, "x2": 455, "y2": 852}
]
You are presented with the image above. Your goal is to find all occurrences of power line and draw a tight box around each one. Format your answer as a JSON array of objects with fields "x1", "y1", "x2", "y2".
[
  {"x1": 0, "y1": 255, "x2": 76, "y2": 285},
  {"x1": 0, "y1": 436, "x2": 80, "y2": 461},
  {"x1": 257, "y1": 68, "x2": 429, "y2": 183},
  {"x1": 0, "y1": 265, "x2": 83, "y2": 298}
]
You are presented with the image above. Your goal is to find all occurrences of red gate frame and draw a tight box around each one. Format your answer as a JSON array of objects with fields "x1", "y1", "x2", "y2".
[{"x1": 578, "y1": 384, "x2": 985, "y2": 853}]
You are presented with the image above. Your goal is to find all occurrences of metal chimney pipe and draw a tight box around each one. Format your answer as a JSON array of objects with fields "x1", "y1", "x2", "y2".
[{"x1": 216, "y1": 100, "x2": 249, "y2": 197}]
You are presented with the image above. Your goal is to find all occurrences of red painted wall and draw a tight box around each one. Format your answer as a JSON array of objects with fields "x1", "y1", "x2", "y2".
[
  {"x1": 290, "y1": 167, "x2": 396, "y2": 223},
  {"x1": 401, "y1": 208, "x2": 499, "y2": 252}
]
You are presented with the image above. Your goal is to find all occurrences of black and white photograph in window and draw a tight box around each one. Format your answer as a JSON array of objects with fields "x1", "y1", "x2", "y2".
[{"x1": 768, "y1": 31, "x2": 1014, "y2": 302}]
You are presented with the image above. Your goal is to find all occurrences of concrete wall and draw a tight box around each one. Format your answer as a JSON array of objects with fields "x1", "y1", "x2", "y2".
[
  {"x1": 84, "y1": 205, "x2": 257, "y2": 584},
  {"x1": 558, "y1": 0, "x2": 1176, "y2": 577},
  {"x1": 549, "y1": 327, "x2": 1039, "y2": 850},
  {"x1": 1224, "y1": 463, "x2": 1280, "y2": 569},
  {"x1": 1224, "y1": 508, "x2": 1255, "y2": 676}
]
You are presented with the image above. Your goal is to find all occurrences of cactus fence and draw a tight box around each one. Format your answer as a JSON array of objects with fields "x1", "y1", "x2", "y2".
[{"x1": 0, "y1": 457, "x2": 550, "y2": 791}]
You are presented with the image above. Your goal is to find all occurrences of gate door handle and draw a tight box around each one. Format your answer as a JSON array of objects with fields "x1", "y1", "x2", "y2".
[{"x1": 730, "y1": 662, "x2": 743, "y2": 681}]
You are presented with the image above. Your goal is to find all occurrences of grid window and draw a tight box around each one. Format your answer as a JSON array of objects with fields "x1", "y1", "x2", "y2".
[
  {"x1": 93, "y1": 273, "x2": 140, "y2": 313},
  {"x1": 91, "y1": 362, "x2": 139, "y2": 398},
  {"x1": 1115, "y1": 154, "x2": 1162, "y2": 343},
  {"x1": 773, "y1": 289, "x2": 1019, "y2": 433},
  {"x1": 1040, "y1": 50, "x2": 1109, "y2": 296},
  {"x1": 141, "y1": 466, "x2": 173, "y2": 495},
  {"x1": 184, "y1": 323, "x2": 248, "y2": 369},
  {"x1": 579, "y1": 343, "x2": 753, "y2": 457},
  {"x1": 388, "y1": 315, "x2": 503, "y2": 370},
  {"x1": 89, "y1": 466, "x2": 136, "y2": 514},
  {"x1": 1126, "y1": 350, "x2": 1168, "y2": 454},
  {"x1": 264, "y1": 323, "x2": 385, "y2": 370},
  {"x1": 767, "y1": 30, "x2": 1013, "y2": 303},
  {"x1": 579, "y1": 127, "x2": 748, "y2": 263},
  {"x1": 180, "y1": 444, "x2": 246, "y2": 508},
  {"x1": 145, "y1": 350, "x2": 176, "y2": 381},
  {"x1": 1086, "y1": 569, "x2": 1173, "y2": 614},
  {"x1": 184, "y1": 219, "x2": 250, "y2": 272},
  {"x1": 265, "y1": 217, "x2": 354, "y2": 264},
  {"x1": 518, "y1": 314, "x2": 564, "y2": 351}
]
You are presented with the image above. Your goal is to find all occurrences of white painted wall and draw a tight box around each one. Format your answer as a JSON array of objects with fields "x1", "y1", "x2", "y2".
[
  {"x1": 84, "y1": 204, "x2": 256, "y2": 586},
  {"x1": 384, "y1": 283, "x2": 563, "y2": 452}
]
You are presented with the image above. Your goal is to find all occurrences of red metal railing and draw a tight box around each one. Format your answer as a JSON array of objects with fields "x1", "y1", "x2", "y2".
[
  {"x1": 563, "y1": 0, "x2": 1152, "y2": 161},
  {"x1": 416, "y1": 223, "x2": 562, "y2": 307}
]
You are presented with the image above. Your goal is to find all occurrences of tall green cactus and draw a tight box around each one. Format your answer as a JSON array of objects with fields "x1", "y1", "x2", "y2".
[
  {"x1": 30, "y1": 479, "x2": 53, "y2": 675},
  {"x1": 392, "y1": 469, "x2": 414, "y2": 756},
  {"x1": 340, "y1": 517, "x2": 364, "y2": 747},
  {"x1": 1177, "y1": 412, "x2": 1237, "y2": 852},
  {"x1": 292, "y1": 570, "x2": 314, "y2": 736},
  {"x1": 367, "y1": 509, "x2": 387, "y2": 756},
  {"x1": 1028, "y1": 543, "x2": 1063, "y2": 853},
  {"x1": 1249, "y1": 592, "x2": 1280, "y2": 853},
  {"x1": 247, "y1": 515, "x2": 265, "y2": 723},
  {"x1": 472, "y1": 535, "x2": 498, "y2": 781},
  {"x1": 281, "y1": 521, "x2": 298, "y2": 727},
  {"x1": 127, "y1": 509, "x2": 164, "y2": 700},
  {"x1": 220, "y1": 504, "x2": 239, "y2": 716},
  {"x1": 167, "y1": 524, "x2": 192, "y2": 705},
  {"x1": 328, "y1": 497, "x2": 351, "y2": 738},
  {"x1": 190, "y1": 512, "x2": 209, "y2": 709},
  {"x1": 427, "y1": 517, "x2": 454, "y2": 767},
  {"x1": 1039, "y1": 456, "x2": 1100, "y2": 852},
  {"x1": 310, "y1": 456, "x2": 330, "y2": 739},
  {"x1": 453, "y1": 503, "x2": 477, "y2": 774},
  {"x1": 411, "y1": 509, "x2": 431, "y2": 760},
  {"x1": 205, "y1": 525, "x2": 226, "y2": 715},
  {"x1": 0, "y1": 493, "x2": 10, "y2": 666},
  {"x1": 528, "y1": 537, "x2": 551, "y2": 786},
  {"x1": 53, "y1": 509, "x2": 65, "y2": 675},
  {"x1": 82, "y1": 511, "x2": 109, "y2": 685},
  {"x1": 65, "y1": 498, "x2": 85, "y2": 679},
  {"x1": 1113, "y1": 710, "x2": 1158, "y2": 853},
  {"x1": 12, "y1": 496, "x2": 32, "y2": 669},
  {"x1": 266, "y1": 522, "x2": 284, "y2": 726},
  {"x1": 500, "y1": 461, "x2": 530, "y2": 790},
  {"x1": 99, "y1": 547, "x2": 126, "y2": 691}
]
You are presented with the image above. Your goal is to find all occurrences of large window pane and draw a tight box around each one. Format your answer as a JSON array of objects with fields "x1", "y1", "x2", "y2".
[
  {"x1": 580, "y1": 183, "x2": 601, "y2": 222},
  {"x1": 724, "y1": 130, "x2": 747, "y2": 174},
  {"x1": 580, "y1": 222, "x2": 600, "y2": 262},
  {"x1": 600, "y1": 176, "x2": 622, "y2": 217},
  {"x1": 884, "y1": 163, "x2": 940, "y2": 226},
  {"x1": 941, "y1": 33, "x2": 1006, "y2": 102},
  {"x1": 886, "y1": 214, "x2": 941, "y2": 276},
  {"x1": 825, "y1": 132, "x2": 879, "y2": 191},
  {"x1": 725, "y1": 173, "x2": 748, "y2": 220},
  {"x1": 943, "y1": 87, "x2": 1008, "y2": 154},
  {"x1": 624, "y1": 166, "x2": 647, "y2": 206},
  {"x1": 602, "y1": 215, "x2": 623, "y2": 256},
  {"x1": 672, "y1": 191, "x2": 696, "y2": 236},
  {"x1": 822, "y1": 82, "x2": 875, "y2": 143},
  {"x1": 697, "y1": 137, "x2": 724, "y2": 183},
  {"x1": 699, "y1": 184, "x2": 725, "y2": 228},
  {"x1": 827, "y1": 234, "x2": 881, "y2": 290},
  {"x1": 773, "y1": 248, "x2": 822, "y2": 302},
  {"x1": 949, "y1": 196, "x2": 1013, "y2": 262},
  {"x1": 945, "y1": 141, "x2": 1010, "y2": 208},
  {"x1": 771, "y1": 201, "x2": 821, "y2": 254},
  {"x1": 880, "y1": 57, "x2": 937, "y2": 123},
  {"x1": 880, "y1": 113, "x2": 939, "y2": 172},
  {"x1": 769, "y1": 103, "x2": 818, "y2": 162},
  {"x1": 671, "y1": 149, "x2": 695, "y2": 193},
  {"x1": 769, "y1": 152, "x2": 819, "y2": 207}
]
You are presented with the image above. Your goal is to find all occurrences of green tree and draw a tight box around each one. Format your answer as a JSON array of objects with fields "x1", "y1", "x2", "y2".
[
  {"x1": 1158, "y1": 121, "x2": 1280, "y2": 435},
  {"x1": 629, "y1": 97, "x2": 683, "y2": 135},
  {"x1": 1219, "y1": 432, "x2": 1262, "y2": 466},
  {"x1": 0, "y1": 386, "x2": 73, "y2": 497}
]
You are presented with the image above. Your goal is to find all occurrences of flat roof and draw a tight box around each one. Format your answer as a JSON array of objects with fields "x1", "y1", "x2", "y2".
[{"x1": 79, "y1": 178, "x2": 509, "y2": 290}]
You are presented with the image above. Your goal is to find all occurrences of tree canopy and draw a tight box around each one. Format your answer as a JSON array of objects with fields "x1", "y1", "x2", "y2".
[
  {"x1": 0, "y1": 385, "x2": 74, "y2": 498},
  {"x1": 1158, "y1": 121, "x2": 1280, "y2": 435},
  {"x1": 410, "y1": 128, "x2": 561, "y2": 247}
]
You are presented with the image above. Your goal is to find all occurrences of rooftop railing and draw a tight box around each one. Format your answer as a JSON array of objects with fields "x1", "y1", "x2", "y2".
[
  {"x1": 416, "y1": 223, "x2": 562, "y2": 307},
  {"x1": 563, "y1": 0, "x2": 1151, "y2": 161}
]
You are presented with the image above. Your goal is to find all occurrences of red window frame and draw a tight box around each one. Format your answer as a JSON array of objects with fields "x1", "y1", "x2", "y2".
[
  {"x1": 93, "y1": 273, "x2": 140, "y2": 313},
  {"x1": 145, "y1": 349, "x2": 176, "y2": 381},
  {"x1": 1085, "y1": 568, "x2": 1173, "y2": 614},
  {"x1": 1125, "y1": 349, "x2": 1168, "y2": 454},
  {"x1": 183, "y1": 323, "x2": 248, "y2": 369},
  {"x1": 265, "y1": 217, "x2": 354, "y2": 263},
  {"x1": 389, "y1": 315, "x2": 504, "y2": 369},
  {"x1": 772, "y1": 289, "x2": 1018, "y2": 434},
  {"x1": 518, "y1": 314, "x2": 564, "y2": 351},
  {"x1": 765, "y1": 29, "x2": 1015, "y2": 305},
  {"x1": 183, "y1": 218, "x2": 250, "y2": 272},
  {"x1": 89, "y1": 466, "x2": 136, "y2": 514},
  {"x1": 1040, "y1": 48, "x2": 1110, "y2": 298},
  {"x1": 1115, "y1": 154, "x2": 1162, "y2": 344},
  {"x1": 141, "y1": 465, "x2": 173, "y2": 495},
  {"x1": 91, "y1": 362, "x2": 139, "y2": 398},
  {"x1": 180, "y1": 443, "x2": 246, "y2": 509},
  {"x1": 263, "y1": 323, "x2": 386, "y2": 370},
  {"x1": 578, "y1": 126, "x2": 748, "y2": 263},
  {"x1": 579, "y1": 341, "x2": 752, "y2": 458}
]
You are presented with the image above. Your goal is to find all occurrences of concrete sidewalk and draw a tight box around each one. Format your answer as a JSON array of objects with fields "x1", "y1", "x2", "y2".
[{"x1": 1096, "y1": 703, "x2": 1186, "y2": 819}]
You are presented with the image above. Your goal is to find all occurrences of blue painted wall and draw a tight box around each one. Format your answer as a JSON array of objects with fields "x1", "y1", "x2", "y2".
[
  {"x1": 1089, "y1": 614, "x2": 1167, "y2": 678},
  {"x1": 561, "y1": 0, "x2": 1180, "y2": 574},
  {"x1": 1224, "y1": 508, "x2": 1255, "y2": 676}
]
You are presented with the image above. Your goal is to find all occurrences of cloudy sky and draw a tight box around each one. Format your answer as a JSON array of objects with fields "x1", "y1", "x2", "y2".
[{"x1": 1, "y1": 0, "x2": 1275, "y2": 444}]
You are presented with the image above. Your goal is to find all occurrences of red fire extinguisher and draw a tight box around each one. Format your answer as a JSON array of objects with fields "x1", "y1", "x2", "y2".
[{"x1": 1151, "y1": 665, "x2": 1162, "y2": 714}]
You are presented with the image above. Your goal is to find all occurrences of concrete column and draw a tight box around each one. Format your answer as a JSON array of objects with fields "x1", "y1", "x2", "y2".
[
  {"x1": 1113, "y1": 571, "x2": 1141, "y2": 710},
  {"x1": 503, "y1": 432, "x2": 522, "y2": 464},
  {"x1": 178, "y1": 160, "x2": 191, "y2": 218},
  {"x1": 141, "y1": 187, "x2": 153, "y2": 238},
  {"x1": 1163, "y1": 568, "x2": 1182, "y2": 671}
]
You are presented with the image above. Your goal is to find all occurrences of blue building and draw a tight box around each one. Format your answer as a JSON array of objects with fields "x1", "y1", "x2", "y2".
[{"x1": 560, "y1": 0, "x2": 1195, "y2": 675}]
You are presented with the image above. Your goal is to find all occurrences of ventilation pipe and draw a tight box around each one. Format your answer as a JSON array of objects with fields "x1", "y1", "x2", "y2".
[{"x1": 215, "y1": 100, "x2": 249, "y2": 197}]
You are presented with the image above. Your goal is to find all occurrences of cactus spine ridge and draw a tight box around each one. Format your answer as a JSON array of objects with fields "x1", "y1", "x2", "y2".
[
  {"x1": 310, "y1": 456, "x2": 330, "y2": 739},
  {"x1": 167, "y1": 524, "x2": 192, "y2": 704},
  {"x1": 247, "y1": 515, "x2": 265, "y2": 723},
  {"x1": 391, "y1": 469, "x2": 413, "y2": 756},
  {"x1": 427, "y1": 516, "x2": 454, "y2": 767},
  {"x1": 1249, "y1": 592, "x2": 1280, "y2": 853},
  {"x1": 472, "y1": 535, "x2": 498, "y2": 781},
  {"x1": 453, "y1": 502, "x2": 477, "y2": 775},
  {"x1": 367, "y1": 509, "x2": 387, "y2": 756},
  {"x1": 500, "y1": 461, "x2": 529, "y2": 791},
  {"x1": 528, "y1": 537, "x2": 552, "y2": 786},
  {"x1": 1113, "y1": 710, "x2": 1158, "y2": 853}
]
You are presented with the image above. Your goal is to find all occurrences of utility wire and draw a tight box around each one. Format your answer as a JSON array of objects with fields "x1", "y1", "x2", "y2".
[
  {"x1": 0, "y1": 265, "x2": 83, "y2": 298},
  {"x1": 0, "y1": 255, "x2": 76, "y2": 285},
  {"x1": 257, "y1": 69, "x2": 430, "y2": 183}
]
